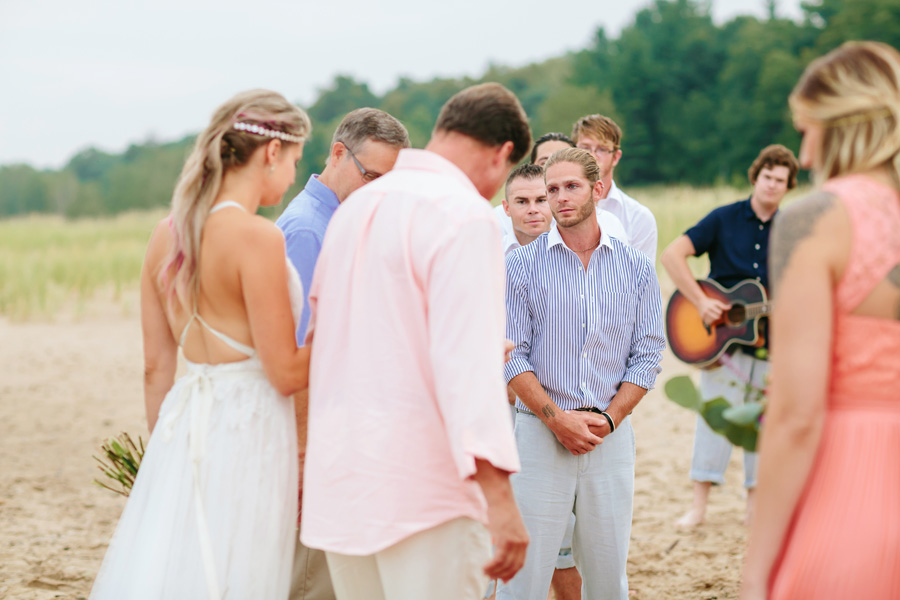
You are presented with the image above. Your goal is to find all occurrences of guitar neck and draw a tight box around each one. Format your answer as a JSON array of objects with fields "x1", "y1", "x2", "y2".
[{"x1": 745, "y1": 302, "x2": 770, "y2": 319}]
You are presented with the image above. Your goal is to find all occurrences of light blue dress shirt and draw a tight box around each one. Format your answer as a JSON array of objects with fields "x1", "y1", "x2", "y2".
[
  {"x1": 275, "y1": 174, "x2": 340, "y2": 344},
  {"x1": 504, "y1": 224, "x2": 665, "y2": 412}
]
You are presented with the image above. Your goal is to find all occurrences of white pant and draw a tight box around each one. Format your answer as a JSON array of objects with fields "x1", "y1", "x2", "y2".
[
  {"x1": 325, "y1": 517, "x2": 490, "y2": 600},
  {"x1": 690, "y1": 352, "x2": 768, "y2": 488},
  {"x1": 498, "y1": 412, "x2": 635, "y2": 600}
]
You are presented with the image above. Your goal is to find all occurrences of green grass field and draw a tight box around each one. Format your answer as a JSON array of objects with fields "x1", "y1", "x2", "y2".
[
  {"x1": 0, "y1": 185, "x2": 805, "y2": 319},
  {"x1": 0, "y1": 210, "x2": 165, "y2": 319}
]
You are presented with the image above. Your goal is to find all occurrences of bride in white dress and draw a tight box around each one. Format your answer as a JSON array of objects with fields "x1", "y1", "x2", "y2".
[{"x1": 90, "y1": 90, "x2": 312, "y2": 600}]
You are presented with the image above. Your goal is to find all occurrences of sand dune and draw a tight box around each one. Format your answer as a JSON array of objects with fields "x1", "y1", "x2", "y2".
[{"x1": 0, "y1": 296, "x2": 750, "y2": 599}]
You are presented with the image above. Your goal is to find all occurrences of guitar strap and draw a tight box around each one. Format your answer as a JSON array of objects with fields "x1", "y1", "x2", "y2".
[{"x1": 743, "y1": 358, "x2": 759, "y2": 404}]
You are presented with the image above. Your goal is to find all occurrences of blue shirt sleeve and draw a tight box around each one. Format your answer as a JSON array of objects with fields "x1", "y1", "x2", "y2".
[
  {"x1": 282, "y1": 227, "x2": 321, "y2": 345},
  {"x1": 504, "y1": 249, "x2": 536, "y2": 383},
  {"x1": 622, "y1": 258, "x2": 665, "y2": 390},
  {"x1": 685, "y1": 208, "x2": 720, "y2": 257}
]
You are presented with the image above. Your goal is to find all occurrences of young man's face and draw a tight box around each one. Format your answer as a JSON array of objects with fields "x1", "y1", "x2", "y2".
[
  {"x1": 503, "y1": 176, "x2": 552, "y2": 239},
  {"x1": 574, "y1": 133, "x2": 621, "y2": 181},
  {"x1": 752, "y1": 164, "x2": 791, "y2": 209},
  {"x1": 545, "y1": 161, "x2": 598, "y2": 228}
]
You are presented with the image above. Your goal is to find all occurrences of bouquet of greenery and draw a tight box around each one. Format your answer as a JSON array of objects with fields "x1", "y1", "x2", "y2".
[
  {"x1": 664, "y1": 351, "x2": 767, "y2": 452},
  {"x1": 93, "y1": 432, "x2": 144, "y2": 497}
]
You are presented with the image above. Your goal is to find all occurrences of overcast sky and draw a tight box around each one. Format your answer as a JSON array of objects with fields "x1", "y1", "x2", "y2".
[{"x1": 0, "y1": 0, "x2": 802, "y2": 169}]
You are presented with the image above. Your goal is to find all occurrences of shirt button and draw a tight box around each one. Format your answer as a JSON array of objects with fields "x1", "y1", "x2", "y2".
[
  {"x1": 581, "y1": 294, "x2": 584, "y2": 299},
  {"x1": 757, "y1": 276, "x2": 761, "y2": 281},
  {"x1": 583, "y1": 352, "x2": 587, "y2": 358},
  {"x1": 755, "y1": 244, "x2": 760, "y2": 250},
  {"x1": 759, "y1": 225, "x2": 764, "y2": 230},
  {"x1": 753, "y1": 262, "x2": 758, "y2": 268},
  {"x1": 582, "y1": 323, "x2": 586, "y2": 328}
]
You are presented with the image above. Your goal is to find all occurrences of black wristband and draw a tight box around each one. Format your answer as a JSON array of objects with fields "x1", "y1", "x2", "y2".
[{"x1": 600, "y1": 411, "x2": 615, "y2": 433}]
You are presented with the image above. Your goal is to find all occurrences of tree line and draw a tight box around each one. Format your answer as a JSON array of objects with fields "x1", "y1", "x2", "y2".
[{"x1": 2, "y1": 0, "x2": 898, "y2": 219}]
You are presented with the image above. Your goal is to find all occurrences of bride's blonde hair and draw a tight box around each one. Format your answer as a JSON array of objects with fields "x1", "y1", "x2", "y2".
[
  {"x1": 789, "y1": 41, "x2": 900, "y2": 186},
  {"x1": 160, "y1": 89, "x2": 311, "y2": 311}
]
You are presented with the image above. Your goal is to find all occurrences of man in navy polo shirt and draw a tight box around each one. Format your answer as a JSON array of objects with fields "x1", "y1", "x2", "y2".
[
  {"x1": 276, "y1": 107, "x2": 409, "y2": 600},
  {"x1": 660, "y1": 144, "x2": 799, "y2": 529}
]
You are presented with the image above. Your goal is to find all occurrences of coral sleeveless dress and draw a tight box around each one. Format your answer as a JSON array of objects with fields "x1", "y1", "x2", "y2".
[
  {"x1": 770, "y1": 175, "x2": 900, "y2": 599},
  {"x1": 90, "y1": 201, "x2": 303, "y2": 600}
]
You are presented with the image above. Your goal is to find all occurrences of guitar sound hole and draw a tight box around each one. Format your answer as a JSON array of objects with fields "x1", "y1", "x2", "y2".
[{"x1": 724, "y1": 304, "x2": 746, "y2": 326}]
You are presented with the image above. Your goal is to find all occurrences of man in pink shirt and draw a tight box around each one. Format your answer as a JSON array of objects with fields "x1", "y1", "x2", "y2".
[{"x1": 302, "y1": 83, "x2": 532, "y2": 600}]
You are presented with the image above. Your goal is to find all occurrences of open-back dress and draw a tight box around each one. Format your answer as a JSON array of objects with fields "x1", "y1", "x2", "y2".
[{"x1": 90, "y1": 201, "x2": 302, "y2": 599}]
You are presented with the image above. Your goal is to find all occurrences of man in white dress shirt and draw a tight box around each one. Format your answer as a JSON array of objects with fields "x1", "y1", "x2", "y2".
[{"x1": 572, "y1": 115, "x2": 658, "y2": 260}]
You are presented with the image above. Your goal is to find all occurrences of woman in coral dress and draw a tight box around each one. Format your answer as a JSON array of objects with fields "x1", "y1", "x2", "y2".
[
  {"x1": 91, "y1": 90, "x2": 311, "y2": 599},
  {"x1": 741, "y1": 41, "x2": 900, "y2": 599}
]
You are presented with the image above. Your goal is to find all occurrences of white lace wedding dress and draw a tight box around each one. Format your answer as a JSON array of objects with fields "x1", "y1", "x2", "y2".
[{"x1": 91, "y1": 202, "x2": 302, "y2": 600}]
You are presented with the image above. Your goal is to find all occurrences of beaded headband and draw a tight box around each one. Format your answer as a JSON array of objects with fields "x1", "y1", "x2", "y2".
[
  {"x1": 825, "y1": 107, "x2": 893, "y2": 129},
  {"x1": 233, "y1": 122, "x2": 305, "y2": 144}
]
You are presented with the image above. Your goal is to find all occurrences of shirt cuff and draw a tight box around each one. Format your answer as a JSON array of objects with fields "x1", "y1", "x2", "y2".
[
  {"x1": 504, "y1": 357, "x2": 534, "y2": 384},
  {"x1": 622, "y1": 368, "x2": 660, "y2": 392}
]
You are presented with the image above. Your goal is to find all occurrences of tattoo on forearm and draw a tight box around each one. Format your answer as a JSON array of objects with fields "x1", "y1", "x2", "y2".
[
  {"x1": 888, "y1": 264, "x2": 900, "y2": 320},
  {"x1": 887, "y1": 263, "x2": 900, "y2": 288},
  {"x1": 541, "y1": 405, "x2": 556, "y2": 419},
  {"x1": 769, "y1": 191, "x2": 837, "y2": 296}
]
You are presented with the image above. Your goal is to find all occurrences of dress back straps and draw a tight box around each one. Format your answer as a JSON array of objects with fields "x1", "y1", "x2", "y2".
[
  {"x1": 209, "y1": 200, "x2": 247, "y2": 214},
  {"x1": 179, "y1": 313, "x2": 256, "y2": 357},
  {"x1": 177, "y1": 199, "x2": 256, "y2": 357}
]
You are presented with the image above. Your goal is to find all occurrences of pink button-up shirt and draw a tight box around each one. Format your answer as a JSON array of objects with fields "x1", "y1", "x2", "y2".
[{"x1": 301, "y1": 149, "x2": 521, "y2": 555}]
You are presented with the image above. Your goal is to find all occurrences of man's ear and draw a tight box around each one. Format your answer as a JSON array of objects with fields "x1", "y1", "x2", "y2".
[
  {"x1": 493, "y1": 141, "x2": 515, "y2": 167},
  {"x1": 593, "y1": 179, "x2": 605, "y2": 203},
  {"x1": 611, "y1": 148, "x2": 622, "y2": 169},
  {"x1": 329, "y1": 141, "x2": 346, "y2": 168},
  {"x1": 502, "y1": 198, "x2": 511, "y2": 217}
]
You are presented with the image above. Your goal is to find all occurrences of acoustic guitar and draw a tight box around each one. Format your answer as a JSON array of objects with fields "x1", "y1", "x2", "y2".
[{"x1": 666, "y1": 279, "x2": 770, "y2": 368}]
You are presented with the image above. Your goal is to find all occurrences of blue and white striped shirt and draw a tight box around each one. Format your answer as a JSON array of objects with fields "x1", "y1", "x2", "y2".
[{"x1": 504, "y1": 224, "x2": 665, "y2": 412}]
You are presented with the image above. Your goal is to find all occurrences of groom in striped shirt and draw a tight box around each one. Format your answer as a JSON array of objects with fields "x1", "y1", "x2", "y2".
[{"x1": 498, "y1": 148, "x2": 665, "y2": 600}]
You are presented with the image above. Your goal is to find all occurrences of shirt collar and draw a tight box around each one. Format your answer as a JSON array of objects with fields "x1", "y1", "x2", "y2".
[
  {"x1": 303, "y1": 174, "x2": 340, "y2": 210},
  {"x1": 601, "y1": 179, "x2": 625, "y2": 207},
  {"x1": 547, "y1": 221, "x2": 613, "y2": 252},
  {"x1": 742, "y1": 196, "x2": 777, "y2": 223},
  {"x1": 502, "y1": 231, "x2": 521, "y2": 255},
  {"x1": 393, "y1": 148, "x2": 480, "y2": 195}
]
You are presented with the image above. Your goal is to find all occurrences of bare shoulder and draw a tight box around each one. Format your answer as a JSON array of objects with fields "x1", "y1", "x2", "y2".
[
  {"x1": 228, "y1": 214, "x2": 287, "y2": 254},
  {"x1": 144, "y1": 216, "x2": 175, "y2": 268},
  {"x1": 770, "y1": 190, "x2": 849, "y2": 293}
]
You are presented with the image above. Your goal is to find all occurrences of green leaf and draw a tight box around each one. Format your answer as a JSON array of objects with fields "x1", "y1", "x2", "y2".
[
  {"x1": 722, "y1": 423, "x2": 759, "y2": 453},
  {"x1": 700, "y1": 397, "x2": 732, "y2": 432},
  {"x1": 664, "y1": 376, "x2": 702, "y2": 411},
  {"x1": 722, "y1": 401, "x2": 764, "y2": 427}
]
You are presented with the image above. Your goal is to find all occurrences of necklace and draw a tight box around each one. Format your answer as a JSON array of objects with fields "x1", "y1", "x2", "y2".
[{"x1": 570, "y1": 238, "x2": 602, "y2": 253}]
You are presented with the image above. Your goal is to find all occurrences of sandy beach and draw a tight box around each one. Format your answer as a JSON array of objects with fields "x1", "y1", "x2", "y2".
[{"x1": 0, "y1": 290, "x2": 750, "y2": 599}]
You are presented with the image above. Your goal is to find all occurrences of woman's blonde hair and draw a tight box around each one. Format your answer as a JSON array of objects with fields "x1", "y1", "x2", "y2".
[
  {"x1": 789, "y1": 41, "x2": 900, "y2": 186},
  {"x1": 160, "y1": 89, "x2": 311, "y2": 311}
]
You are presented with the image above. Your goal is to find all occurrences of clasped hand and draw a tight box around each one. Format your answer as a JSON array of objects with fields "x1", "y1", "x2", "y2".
[{"x1": 551, "y1": 410, "x2": 610, "y2": 455}]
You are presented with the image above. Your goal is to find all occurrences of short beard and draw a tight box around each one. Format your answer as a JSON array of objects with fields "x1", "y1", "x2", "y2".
[{"x1": 555, "y1": 194, "x2": 595, "y2": 228}]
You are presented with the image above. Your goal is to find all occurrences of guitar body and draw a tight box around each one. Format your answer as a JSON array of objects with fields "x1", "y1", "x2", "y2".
[{"x1": 666, "y1": 279, "x2": 769, "y2": 368}]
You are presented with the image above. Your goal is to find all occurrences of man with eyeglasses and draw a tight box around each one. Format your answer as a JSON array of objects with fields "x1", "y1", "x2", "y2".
[
  {"x1": 275, "y1": 107, "x2": 409, "y2": 600},
  {"x1": 572, "y1": 115, "x2": 657, "y2": 260}
]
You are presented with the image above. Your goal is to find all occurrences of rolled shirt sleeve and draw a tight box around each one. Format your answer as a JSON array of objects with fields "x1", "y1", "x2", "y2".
[
  {"x1": 427, "y1": 216, "x2": 521, "y2": 480},
  {"x1": 622, "y1": 258, "x2": 666, "y2": 390}
]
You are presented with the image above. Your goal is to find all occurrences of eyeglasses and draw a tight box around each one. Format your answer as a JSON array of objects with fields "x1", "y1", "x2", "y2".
[
  {"x1": 577, "y1": 144, "x2": 618, "y2": 156},
  {"x1": 340, "y1": 141, "x2": 382, "y2": 183}
]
